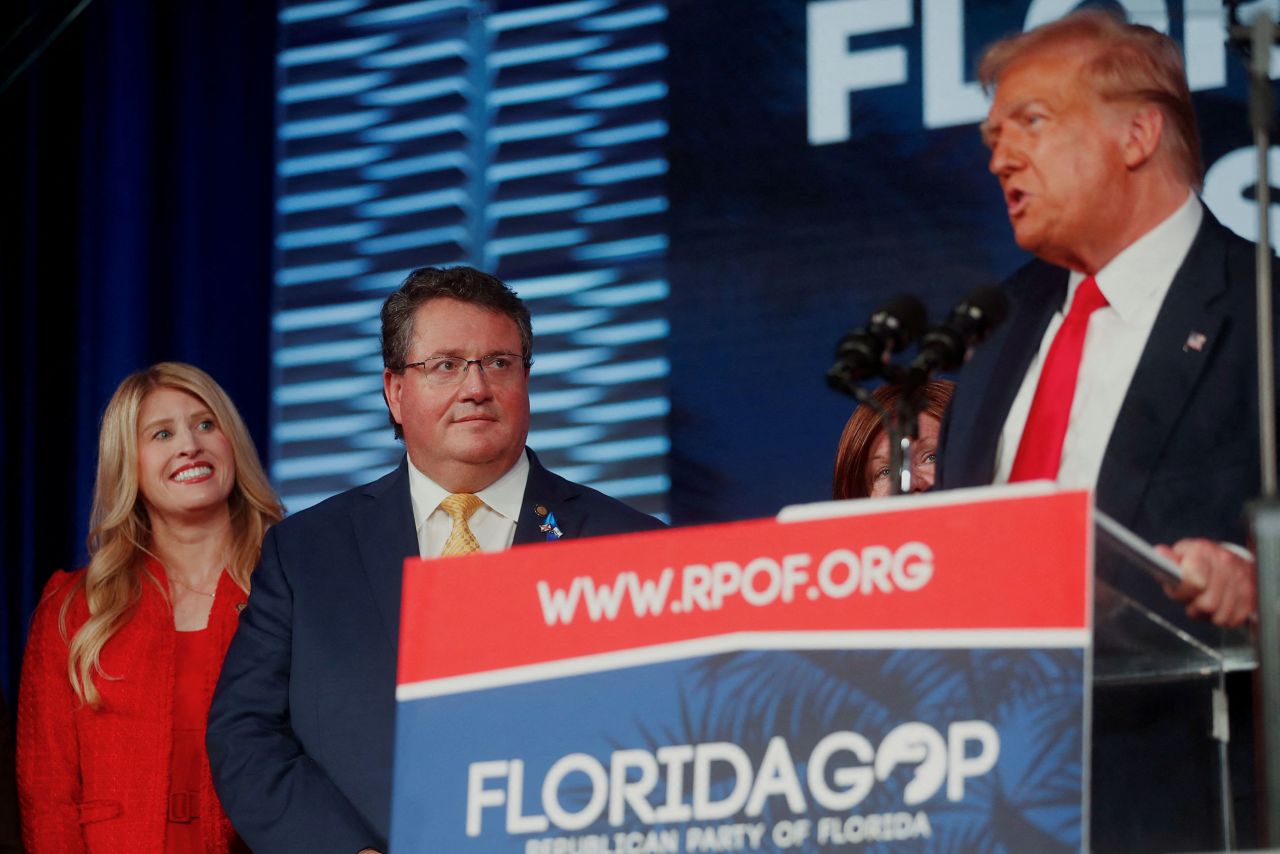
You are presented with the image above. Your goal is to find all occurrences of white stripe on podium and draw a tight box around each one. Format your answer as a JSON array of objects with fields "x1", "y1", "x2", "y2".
[{"x1": 396, "y1": 627, "x2": 1091, "y2": 701}]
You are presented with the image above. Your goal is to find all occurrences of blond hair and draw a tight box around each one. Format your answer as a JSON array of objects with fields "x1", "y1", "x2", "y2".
[
  {"x1": 61, "y1": 362, "x2": 284, "y2": 706},
  {"x1": 978, "y1": 8, "x2": 1203, "y2": 190}
]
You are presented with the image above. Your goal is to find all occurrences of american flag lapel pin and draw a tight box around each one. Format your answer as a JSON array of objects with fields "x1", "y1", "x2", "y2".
[
  {"x1": 1183, "y1": 331, "x2": 1207, "y2": 353},
  {"x1": 535, "y1": 503, "x2": 562, "y2": 540}
]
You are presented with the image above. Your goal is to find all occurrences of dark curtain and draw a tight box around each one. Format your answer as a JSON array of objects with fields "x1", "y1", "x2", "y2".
[{"x1": 0, "y1": 0, "x2": 277, "y2": 700}]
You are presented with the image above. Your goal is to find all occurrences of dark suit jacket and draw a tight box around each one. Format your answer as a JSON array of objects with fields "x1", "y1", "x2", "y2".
[
  {"x1": 938, "y1": 208, "x2": 1276, "y2": 547},
  {"x1": 206, "y1": 449, "x2": 664, "y2": 852}
]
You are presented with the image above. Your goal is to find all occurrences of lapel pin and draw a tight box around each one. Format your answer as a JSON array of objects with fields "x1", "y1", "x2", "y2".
[
  {"x1": 1183, "y1": 331, "x2": 1207, "y2": 353},
  {"x1": 235, "y1": 602, "x2": 247, "y2": 614},
  {"x1": 537, "y1": 508, "x2": 563, "y2": 541}
]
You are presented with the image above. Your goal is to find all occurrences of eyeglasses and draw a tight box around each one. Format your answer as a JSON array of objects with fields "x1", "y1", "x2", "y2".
[{"x1": 402, "y1": 352, "x2": 532, "y2": 387}]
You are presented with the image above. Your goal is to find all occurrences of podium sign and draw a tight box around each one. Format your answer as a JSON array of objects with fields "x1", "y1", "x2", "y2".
[{"x1": 392, "y1": 489, "x2": 1092, "y2": 852}]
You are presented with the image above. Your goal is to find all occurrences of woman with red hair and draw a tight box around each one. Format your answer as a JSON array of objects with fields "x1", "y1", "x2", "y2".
[{"x1": 832, "y1": 380, "x2": 955, "y2": 499}]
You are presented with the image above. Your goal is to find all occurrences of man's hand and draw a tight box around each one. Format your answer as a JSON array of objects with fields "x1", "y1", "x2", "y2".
[{"x1": 1155, "y1": 538, "x2": 1257, "y2": 628}]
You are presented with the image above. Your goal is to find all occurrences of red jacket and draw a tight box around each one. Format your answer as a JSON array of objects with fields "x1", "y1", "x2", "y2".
[{"x1": 17, "y1": 563, "x2": 247, "y2": 852}]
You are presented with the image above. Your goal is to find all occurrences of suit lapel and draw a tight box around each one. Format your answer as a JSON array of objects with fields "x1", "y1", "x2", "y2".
[
  {"x1": 1097, "y1": 215, "x2": 1229, "y2": 528},
  {"x1": 350, "y1": 459, "x2": 420, "y2": 652},
  {"x1": 514, "y1": 448, "x2": 583, "y2": 545},
  {"x1": 947, "y1": 265, "x2": 1067, "y2": 486}
]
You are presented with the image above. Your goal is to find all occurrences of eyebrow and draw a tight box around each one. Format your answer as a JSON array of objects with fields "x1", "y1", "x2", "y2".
[
  {"x1": 979, "y1": 99, "x2": 1044, "y2": 148},
  {"x1": 978, "y1": 115, "x2": 997, "y2": 146},
  {"x1": 423, "y1": 350, "x2": 518, "y2": 359}
]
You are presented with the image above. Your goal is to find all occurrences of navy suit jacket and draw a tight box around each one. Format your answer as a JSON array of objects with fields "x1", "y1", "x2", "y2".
[
  {"x1": 207, "y1": 449, "x2": 664, "y2": 852},
  {"x1": 937, "y1": 209, "x2": 1276, "y2": 547}
]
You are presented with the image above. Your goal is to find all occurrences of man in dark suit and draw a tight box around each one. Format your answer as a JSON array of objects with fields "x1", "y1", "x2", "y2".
[
  {"x1": 207, "y1": 266, "x2": 663, "y2": 853},
  {"x1": 936, "y1": 11, "x2": 1270, "y2": 849},
  {"x1": 938, "y1": 9, "x2": 1263, "y2": 627}
]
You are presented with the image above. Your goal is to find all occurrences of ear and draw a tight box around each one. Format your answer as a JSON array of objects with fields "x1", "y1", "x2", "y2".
[
  {"x1": 383, "y1": 369, "x2": 404, "y2": 426},
  {"x1": 1121, "y1": 104, "x2": 1164, "y2": 170}
]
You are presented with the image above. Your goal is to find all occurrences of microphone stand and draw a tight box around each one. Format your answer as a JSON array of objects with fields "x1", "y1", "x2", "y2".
[
  {"x1": 889, "y1": 392, "x2": 918, "y2": 496},
  {"x1": 849, "y1": 384, "x2": 916, "y2": 495},
  {"x1": 883, "y1": 369, "x2": 925, "y2": 496},
  {"x1": 844, "y1": 378, "x2": 916, "y2": 494},
  {"x1": 1230, "y1": 7, "x2": 1280, "y2": 844},
  {"x1": 892, "y1": 398, "x2": 919, "y2": 495}
]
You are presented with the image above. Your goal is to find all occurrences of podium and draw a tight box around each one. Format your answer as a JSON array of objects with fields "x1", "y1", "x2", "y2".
[
  {"x1": 388, "y1": 484, "x2": 1256, "y2": 852},
  {"x1": 1088, "y1": 511, "x2": 1258, "y2": 851}
]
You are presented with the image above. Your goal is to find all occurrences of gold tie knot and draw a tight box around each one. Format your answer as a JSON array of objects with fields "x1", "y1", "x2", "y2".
[
  {"x1": 439, "y1": 493, "x2": 484, "y2": 557},
  {"x1": 440, "y1": 493, "x2": 483, "y2": 523}
]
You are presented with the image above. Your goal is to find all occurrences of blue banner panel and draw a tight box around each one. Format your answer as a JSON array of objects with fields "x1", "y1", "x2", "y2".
[{"x1": 392, "y1": 647, "x2": 1084, "y2": 852}]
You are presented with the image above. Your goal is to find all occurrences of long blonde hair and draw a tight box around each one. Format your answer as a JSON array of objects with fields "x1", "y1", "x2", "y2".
[{"x1": 61, "y1": 362, "x2": 284, "y2": 706}]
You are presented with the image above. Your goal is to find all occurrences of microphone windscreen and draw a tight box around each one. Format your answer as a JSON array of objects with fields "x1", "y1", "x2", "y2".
[
  {"x1": 874, "y1": 293, "x2": 928, "y2": 345},
  {"x1": 963, "y1": 286, "x2": 1009, "y2": 332}
]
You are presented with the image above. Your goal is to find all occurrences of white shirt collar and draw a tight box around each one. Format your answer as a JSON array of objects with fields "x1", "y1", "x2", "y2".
[
  {"x1": 1068, "y1": 191, "x2": 1202, "y2": 324},
  {"x1": 406, "y1": 449, "x2": 530, "y2": 535}
]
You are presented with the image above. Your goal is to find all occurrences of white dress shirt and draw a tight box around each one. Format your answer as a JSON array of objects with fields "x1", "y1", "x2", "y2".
[
  {"x1": 994, "y1": 192, "x2": 1203, "y2": 488},
  {"x1": 406, "y1": 451, "x2": 530, "y2": 558}
]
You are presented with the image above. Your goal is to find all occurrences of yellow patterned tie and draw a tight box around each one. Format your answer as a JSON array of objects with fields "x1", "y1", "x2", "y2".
[{"x1": 439, "y1": 493, "x2": 484, "y2": 557}]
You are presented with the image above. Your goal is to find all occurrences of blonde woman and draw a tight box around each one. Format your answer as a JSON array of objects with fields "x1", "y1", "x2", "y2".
[{"x1": 17, "y1": 363, "x2": 283, "y2": 852}]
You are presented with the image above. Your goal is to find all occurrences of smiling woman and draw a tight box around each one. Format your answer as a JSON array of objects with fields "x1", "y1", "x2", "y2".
[
  {"x1": 15, "y1": 363, "x2": 283, "y2": 853},
  {"x1": 136, "y1": 387, "x2": 238, "y2": 531}
]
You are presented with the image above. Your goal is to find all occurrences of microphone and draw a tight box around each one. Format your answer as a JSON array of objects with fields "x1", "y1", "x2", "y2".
[
  {"x1": 907, "y1": 286, "x2": 1009, "y2": 382},
  {"x1": 826, "y1": 294, "x2": 928, "y2": 395}
]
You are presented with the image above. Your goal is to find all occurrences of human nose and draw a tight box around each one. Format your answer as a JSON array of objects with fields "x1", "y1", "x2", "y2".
[
  {"x1": 910, "y1": 460, "x2": 936, "y2": 493},
  {"x1": 456, "y1": 360, "x2": 494, "y2": 400},
  {"x1": 175, "y1": 427, "x2": 203, "y2": 456},
  {"x1": 988, "y1": 133, "x2": 1020, "y2": 178}
]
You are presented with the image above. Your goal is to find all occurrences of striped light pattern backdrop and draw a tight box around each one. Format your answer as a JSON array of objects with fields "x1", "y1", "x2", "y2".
[{"x1": 273, "y1": 0, "x2": 670, "y2": 519}]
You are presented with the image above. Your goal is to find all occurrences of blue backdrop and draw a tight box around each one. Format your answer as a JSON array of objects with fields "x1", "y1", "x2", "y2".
[{"x1": 1, "y1": 0, "x2": 277, "y2": 699}]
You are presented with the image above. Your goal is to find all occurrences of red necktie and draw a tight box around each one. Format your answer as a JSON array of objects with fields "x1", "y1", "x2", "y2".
[{"x1": 1008, "y1": 276, "x2": 1108, "y2": 482}]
